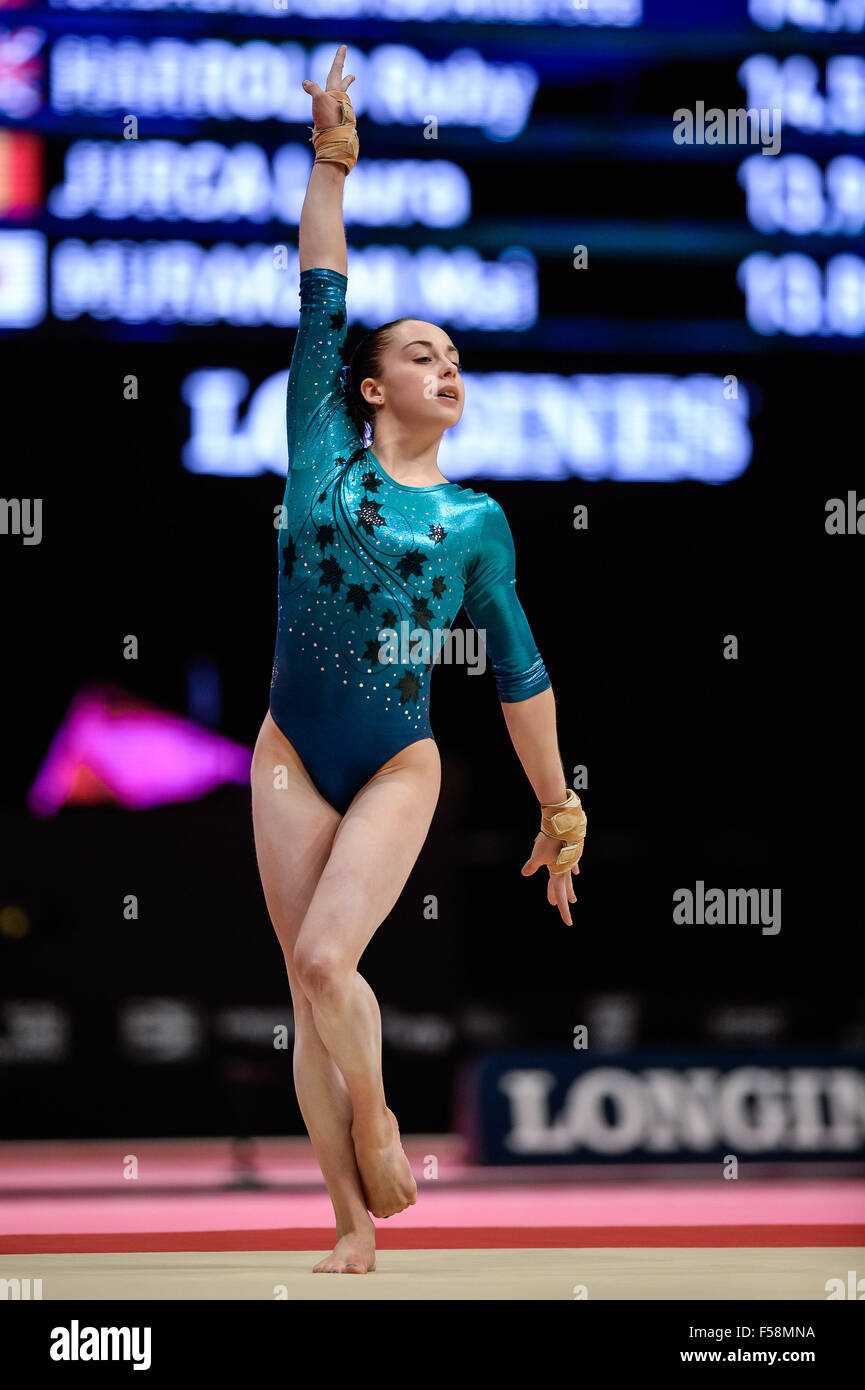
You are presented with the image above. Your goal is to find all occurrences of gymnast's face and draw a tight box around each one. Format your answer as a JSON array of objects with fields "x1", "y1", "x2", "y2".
[{"x1": 362, "y1": 320, "x2": 464, "y2": 435}]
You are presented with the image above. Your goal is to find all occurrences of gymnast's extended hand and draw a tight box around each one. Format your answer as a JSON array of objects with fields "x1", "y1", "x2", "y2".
[
  {"x1": 520, "y1": 790, "x2": 587, "y2": 927},
  {"x1": 302, "y1": 44, "x2": 356, "y2": 129}
]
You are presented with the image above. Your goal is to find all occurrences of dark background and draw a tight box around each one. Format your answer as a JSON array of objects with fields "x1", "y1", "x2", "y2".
[{"x1": 1, "y1": 1, "x2": 863, "y2": 1139}]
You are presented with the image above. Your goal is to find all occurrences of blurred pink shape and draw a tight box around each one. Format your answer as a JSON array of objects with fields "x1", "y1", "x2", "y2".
[{"x1": 28, "y1": 685, "x2": 251, "y2": 816}]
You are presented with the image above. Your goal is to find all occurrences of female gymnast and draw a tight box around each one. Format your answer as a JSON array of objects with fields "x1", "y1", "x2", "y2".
[{"x1": 251, "y1": 45, "x2": 587, "y2": 1274}]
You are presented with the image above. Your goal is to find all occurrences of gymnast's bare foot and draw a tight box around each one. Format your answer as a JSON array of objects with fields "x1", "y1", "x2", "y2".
[
  {"x1": 351, "y1": 1108, "x2": 417, "y2": 1219},
  {"x1": 313, "y1": 1227, "x2": 377, "y2": 1274}
]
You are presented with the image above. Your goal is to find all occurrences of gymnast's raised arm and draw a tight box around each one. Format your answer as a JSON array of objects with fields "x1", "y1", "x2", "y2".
[
  {"x1": 285, "y1": 49, "x2": 360, "y2": 471},
  {"x1": 299, "y1": 47, "x2": 355, "y2": 276}
]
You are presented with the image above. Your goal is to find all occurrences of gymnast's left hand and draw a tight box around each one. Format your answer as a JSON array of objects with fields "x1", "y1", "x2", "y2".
[{"x1": 520, "y1": 829, "x2": 583, "y2": 927}]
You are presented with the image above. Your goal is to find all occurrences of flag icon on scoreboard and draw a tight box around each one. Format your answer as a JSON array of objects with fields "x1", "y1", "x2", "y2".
[
  {"x1": 0, "y1": 25, "x2": 44, "y2": 119},
  {"x1": 0, "y1": 226, "x2": 45, "y2": 326},
  {"x1": 0, "y1": 129, "x2": 41, "y2": 216}
]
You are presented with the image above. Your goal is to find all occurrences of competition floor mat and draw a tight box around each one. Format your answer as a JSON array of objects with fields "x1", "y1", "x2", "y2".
[{"x1": 2, "y1": 1138, "x2": 862, "y2": 1299}]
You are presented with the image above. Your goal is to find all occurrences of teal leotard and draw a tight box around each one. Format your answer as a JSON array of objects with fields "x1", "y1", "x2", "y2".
[{"x1": 268, "y1": 266, "x2": 551, "y2": 813}]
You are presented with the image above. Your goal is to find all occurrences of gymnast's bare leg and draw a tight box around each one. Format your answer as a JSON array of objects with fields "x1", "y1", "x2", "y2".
[{"x1": 251, "y1": 711, "x2": 440, "y2": 1272}]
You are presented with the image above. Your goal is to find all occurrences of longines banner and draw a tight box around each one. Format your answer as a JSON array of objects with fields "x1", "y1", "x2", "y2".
[{"x1": 459, "y1": 1050, "x2": 865, "y2": 1165}]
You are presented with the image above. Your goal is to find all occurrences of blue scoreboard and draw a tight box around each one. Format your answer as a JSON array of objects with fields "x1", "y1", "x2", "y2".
[{"x1": 1, "y1": 0, "x2": 863, "y2": 481}]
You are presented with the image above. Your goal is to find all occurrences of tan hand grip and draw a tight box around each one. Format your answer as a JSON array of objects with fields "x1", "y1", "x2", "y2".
[
  {"x1": 309, "y1": 89, "x2": 359, "y2": 172},
  {"x1": 539, "y1": 788, "x2": 587, "y2": 875}
]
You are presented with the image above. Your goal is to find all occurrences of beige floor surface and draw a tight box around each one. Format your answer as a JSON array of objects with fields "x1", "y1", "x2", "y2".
[{"x1": 4, "y1": 1247, "x2": 861, "y2": 1300}]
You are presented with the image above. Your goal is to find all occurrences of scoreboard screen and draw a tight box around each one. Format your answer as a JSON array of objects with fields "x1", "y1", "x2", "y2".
[{"x1": 1, "y1": 0, "x2": 863, "y2": 487}]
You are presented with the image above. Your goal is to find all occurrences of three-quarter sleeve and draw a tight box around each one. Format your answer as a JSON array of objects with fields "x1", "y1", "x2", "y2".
[
  {"x1": 462, "y1": 496, "x2": 552, "y2": 703},
  {"x1": 286, "y1": 266, "x2": 361, "y2": 469}
]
